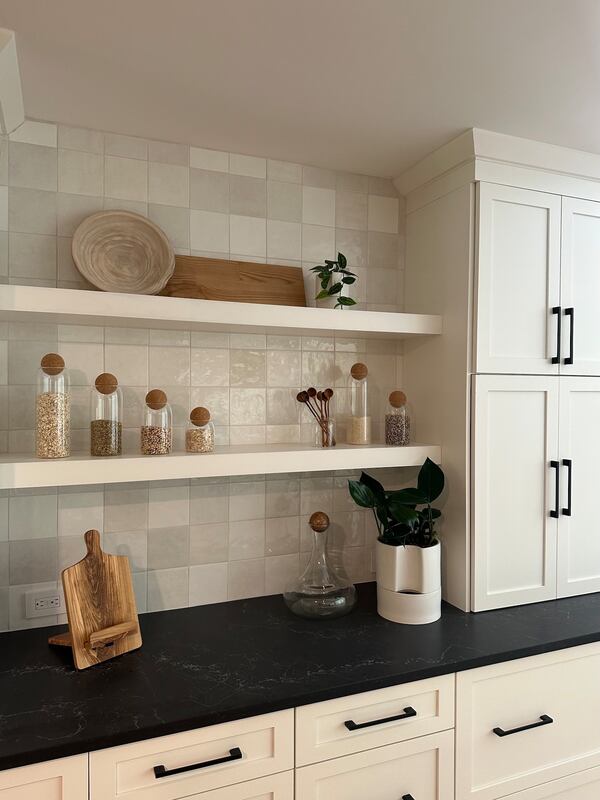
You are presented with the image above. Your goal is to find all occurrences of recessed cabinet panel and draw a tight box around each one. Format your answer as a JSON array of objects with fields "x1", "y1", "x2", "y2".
[
  {"x1": 561, "y1": 198, "x2": 600, "y2": 375},
  {"x1": 496, "y1": 765, "x2": 600, "y2": 800},
  {"x1": 475, "y1": 183, "x2": 561, "y2": 375},
  {"x1": 557, "y1": 378, "x2": 600, "y2": 597},
  {"x1": 0, "y1": 755, "x2": 87, "y2": 800},
  {"x1": 472, "y1": 375, "x2": 559, "y2": 611}
]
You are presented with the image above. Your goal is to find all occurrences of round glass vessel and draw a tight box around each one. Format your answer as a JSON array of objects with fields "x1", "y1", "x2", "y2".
[
  {"x1": 385, "y1": 390, "x2": 411, "y2": 446},
  {"x1": 141, "y1": 389, "x2": 172, "y2": 455},
  {"x1": 90, "y1": 372, "x2": 122, "y2": 456},
  {"x1": 283, "y1": 512, "x2": 357, "y2": 619},
  {"x1": 314, "y1": 418, "x2": 336, "y2": 448},
  {"x1": 36, "y1": 353, "x2": 71, "y2": 459},
  {"x1": 186, "y1": 406, "x2": 215, "y2": 453},
  {"x1": 347, "y1": 362, "x2": 371, "y2": 445}
]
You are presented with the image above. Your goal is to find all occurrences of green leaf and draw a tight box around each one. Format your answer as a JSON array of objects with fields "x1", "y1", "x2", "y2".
[
  {"x1": 388, "y1": 500, "x2": 419, "y2": 526},
  {"x1": 359, "y1": 471, "x2": 385, "y2": 501},
  {"x1": 348, "y1": 480, "x2": 376, "y2": 508},
  {"x1": 337, "y1": 252, "x2": 347, "y2": 268},
  {"x1": 316, "y1": 289, "x2": 330, "y2": 300},
  {"x1": 324, "y1": 259, "x2": 335, "y2": 266},
  {"x1": 342, "y1": 276, "x2": 356, "y2": 284},
  {"x1": 337, "y1": 296, "x2": 357, "y2": 306},
  {"x1": 328, "y1": 282, "x2": 343, "y2": 295},
  {"x1": 387, "y1": 487, "x2": 427, "y2": 505},
  {"x1": 417, "y1": 457, "x2": 445, "y2": 503},
  {"x1": 321, "y1": 277, "x2": 330, "y2": 290}
]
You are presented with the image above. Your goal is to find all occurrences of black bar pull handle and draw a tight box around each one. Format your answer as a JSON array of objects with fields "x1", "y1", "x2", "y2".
[
  {"x1": 564, "y1": 307, "x2": 575, "y2": 365},
  {"x1": 551, "y1": 306, "x2": 562, "y2": 364},
  {"x1": 402, "y1": 796, "x2": 416, "y2": 800},
  {"x1": 562, "y1": 459, "x2": 573, "y2": 516},
  {"x1": 344, "y1": 706, "x2": 417, "y2": 731},
  {"x1": 154, "y1": 747, "x2": 242, "y2": 779},
  {"x1": 493, "y1": 714, "x2": 553, "y2": 737},
  {"x1": 550, "y1": 461, "x2": 560, "y2": 518}
]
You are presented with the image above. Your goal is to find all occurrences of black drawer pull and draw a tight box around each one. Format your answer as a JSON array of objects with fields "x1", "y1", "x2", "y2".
[
  {"x1": 551, "y1": 306, "x2": 561, "y2": 364},
  {"x1": 402, "y1": 796, "x2": 415, "y2": 800},
  {"x1": 562, "y1": 458, "x2": 573, "y2": 516},
  {"x1": 153, "y1": 747, "x2": 242, "y2": 778},
  {"x1": 493, "y1": 714, "x2": 553, "y2": 737},
  {"x1": 550, "y1": 461, "x2": 560, "y2": 518},
  {"x1": 344, "y1": 706, "x2": 416, "y2": 731},
  {"x1": 564, "y1": 307, "x2": 575, "y2": 365}
]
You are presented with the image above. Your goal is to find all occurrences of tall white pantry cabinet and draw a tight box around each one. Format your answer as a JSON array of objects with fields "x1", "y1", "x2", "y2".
[{"x1": 395, "y1": 129, "x2": 600, "y2": 612}]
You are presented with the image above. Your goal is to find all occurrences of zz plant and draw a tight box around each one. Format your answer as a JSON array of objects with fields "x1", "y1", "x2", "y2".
[
  {"x1": 348, "y1": 458, "x2": 445, "y2": 547},
  {"x1": 311, "y1": 252, "x2": 357, "y2": 309}
]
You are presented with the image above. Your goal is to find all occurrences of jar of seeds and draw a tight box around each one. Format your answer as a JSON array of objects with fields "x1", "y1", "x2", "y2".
[
  {"x1": 90, "y1": 373, "x2": 122, "y2": 457},
  {"x1": 36, "y1": 353, "x2": 70, "y2": 458},
  {"x1": 141, "y1": 389, "x2": 172, "y2": 455},
  {"x1": 347, "y1": 362, "x2": 371, "y2": 445},
  {"x1": 186, "y1": 407, "x2": 215, "y2": 453},
  {"x1": 385, "y1": 390, "x2": 411, "y2": 446}
]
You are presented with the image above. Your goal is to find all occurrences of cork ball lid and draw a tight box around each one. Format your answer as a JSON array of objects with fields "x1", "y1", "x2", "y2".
[
  {"x1": 190, "y1": 406, "x2": 211, "y2": 426},
  {"x1": 350, "y1": 362, "x2": 368, "y2": 380},
  {"x1": 309, "y1": 511, "x2": 330, "y2": 532},
  {"x1": 145, "y1": 389, "x2": 168, "y2": 410},
  {"x1": 389, "y1": 390, "x2": 407, "y2": 408},
  {"x1": 95, "y1": 372, "x2": 118, "y2": 395},
  {"x1": 40, "y1": 353, "x2": 65, "y2": 376}
]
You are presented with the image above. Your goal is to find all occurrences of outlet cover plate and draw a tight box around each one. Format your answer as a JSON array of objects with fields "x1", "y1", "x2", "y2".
[{"x1": 25, "y1": 589, "x2": 63, "y2": 618}]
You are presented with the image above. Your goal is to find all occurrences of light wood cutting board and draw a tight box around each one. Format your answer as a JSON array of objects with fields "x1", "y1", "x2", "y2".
[{"x1": 49, "y1": 529, "x2": 142, "y2": 670}]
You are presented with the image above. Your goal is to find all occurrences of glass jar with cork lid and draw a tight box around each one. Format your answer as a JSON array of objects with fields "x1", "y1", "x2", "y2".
[
  {"x1": 36, "y1": 353, "x2": 70, "y2": 458},
  {"x1": 186, "y1": 407, "x2": 215, "y2": 453},
  {"x1": 90, "y1": 373, "x2": 122, "y2": 457},
  {"x1": 141, "y1": 389, "x2": 172, "y2": 455},
  {"x1": 385, "y1": 390, "x2": 411, "y2": 445},
  {"x1": 347, "y1": 362, "x2": 371, "y2": 445}
]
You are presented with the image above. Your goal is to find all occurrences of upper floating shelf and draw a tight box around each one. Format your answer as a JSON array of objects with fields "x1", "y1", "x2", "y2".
[{"x1": 0, "y1": 286, "x2": 442, "y2": 340}]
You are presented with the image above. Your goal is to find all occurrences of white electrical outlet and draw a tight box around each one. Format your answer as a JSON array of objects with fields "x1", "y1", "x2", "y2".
[{"x1": 25, "y1": 589, "x2": 63, "y2": 618}]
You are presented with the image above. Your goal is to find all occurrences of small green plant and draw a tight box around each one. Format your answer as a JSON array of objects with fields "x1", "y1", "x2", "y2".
[
  {"x1": 311, "y1": 252, "x2": 357, "y2": 309},
  {"x1": 348, "y1": 458, "x2": 445, "y2": 547}
]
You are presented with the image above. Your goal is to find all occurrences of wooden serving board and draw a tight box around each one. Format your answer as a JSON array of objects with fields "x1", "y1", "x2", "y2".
[
  {"x1": 49, "y1": 529, "x2": 142, "y2": 670},
  {"x1": 160, "y1": 255, "x2": 306, "y2": 306}
]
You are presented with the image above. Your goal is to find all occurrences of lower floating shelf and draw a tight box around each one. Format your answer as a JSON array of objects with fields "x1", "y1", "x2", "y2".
[{"x1": 0, "y1": 443, "x2": 441, "y2": 489}]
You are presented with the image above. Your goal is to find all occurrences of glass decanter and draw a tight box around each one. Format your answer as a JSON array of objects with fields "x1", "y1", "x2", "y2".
[{"x1": 283, "y1": 512, "x2": 357, "y2": 619}]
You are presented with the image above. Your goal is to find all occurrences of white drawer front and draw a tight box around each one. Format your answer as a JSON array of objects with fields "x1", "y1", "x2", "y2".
[
  {"x1": 296, "y1": 674, "x2": 454, "y2": 765},
  {"x1": 90, "y1": 710, "x2": 294, "y2": 800},
  {"x1": 497, "y1": 765, "x2": 600, "y2": 800},
  {"x1": 296, "y1": 729, "x2": 453, "y2": 800},
  {"x1": 456, "y1": 642, "x2": 600, "y2": 800},
  {"x1": 187, "y1": 770, "x2": 294, "y2": 800},
  {"x1": 0, "y1": 755, "x2": 88, "y2": 800}
]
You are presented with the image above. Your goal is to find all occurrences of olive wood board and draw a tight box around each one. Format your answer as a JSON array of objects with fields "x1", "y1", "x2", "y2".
[
  {"x1": 160, "y1": 255, "x2": 306, "y2": 306},
  {"x1": 48, "y1": 529, "x2": 142, "y2": 670}
]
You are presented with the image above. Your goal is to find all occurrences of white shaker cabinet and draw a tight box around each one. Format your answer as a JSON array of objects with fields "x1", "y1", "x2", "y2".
[
  {"x1": 475, "y1": 183, "x2": 561, "y2": 375},
  {"x1": 0, "y1": 755, "x2": 87, "y2": 799}
]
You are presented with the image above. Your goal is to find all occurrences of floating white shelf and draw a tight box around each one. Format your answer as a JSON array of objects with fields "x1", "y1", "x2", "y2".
[
  {"x1": 0, "y1": 444, "x2": 441, "y2": 490},
  {"x1": 0, "y1": 286, "x2": 442, "y2": 340}
]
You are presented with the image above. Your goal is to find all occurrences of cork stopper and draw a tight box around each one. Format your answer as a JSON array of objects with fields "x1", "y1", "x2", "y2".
[
  {"x1": 190, "y1": 406, "x2": 211, "y2": 426},
  {"x1": 389, "y1": 390, "x2": 407, "y2": 408},
  {"x1": 40, "y1": 353, "x2": 65, "y2": 376},
  {"x1": 350, "y1": 362, "x2": 368, "y2": 381},
  {"x1": 145, "y1": 389, "x2": 167, "y2": 410},
  {"x1": 309, "y1": 511, "x2": 330, "y2": 533},
  {"x1": 95, "y1": 372, "x2": 118, "y2": 395}
]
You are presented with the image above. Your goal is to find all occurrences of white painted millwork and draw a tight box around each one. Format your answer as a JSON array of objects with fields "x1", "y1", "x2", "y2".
[
  {"x1": 472, "y1": 375, "x2": 559, "y2": 611},
  {"x1": 495, "y1": 765, "x2": 600, "y2": 800},
  {"x1": 456, "y1": 642, "x2": 600, "y2": 800},
  {"x1": 173, "y1": 771, "x2": 294, "y2": 800},
  {"x1": 295, "y1": 673, "x2": 454, "y2": 766},
  {"x1": 89, "y1": 710, "x2": 293, "y2": 800},
  {"x1": 475, "y1": 183, "x2": 561, "y2": 375},
  {"x1": 296, "y1": 729, "x2": 453, "y2": 800},
  {"x1": 0, "y1": 754, "x2": 87, "y2": 799}
]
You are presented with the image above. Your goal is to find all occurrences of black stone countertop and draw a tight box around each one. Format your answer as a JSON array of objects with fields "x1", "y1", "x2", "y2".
[{"x1": 3, "y1": 583, "x2": 600, "y2": 771}]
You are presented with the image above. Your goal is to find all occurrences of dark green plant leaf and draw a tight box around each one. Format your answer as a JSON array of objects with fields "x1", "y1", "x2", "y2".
[
  {"x1": 342, "y1": 276, "x2": 356, "y2": 284},
  {"x1": 324, "y1": 259, "x2": 335, "y2": 266},
  {"x1": 321, "y1": 277, "x2": 330, "y2": 290},
  {"x1": 348, "y1": 480, "x2": 375, "y2": 508},
  {"x1": 328, "y1": 282, "x2": 343, "y2": 295},
  {"x1": 315, "y1": 289, "x2": 330, "y2": 300},
  {"x1": 359, "y1": 471, "x2": 385, "y2": 501},
  {"x1": 417, "y1": 457, "x2": 445, "y2": 503},
  {"x1": 387, "y1": 487, "x2": 427, "y2": 505},
  {"x1": 337, "y1": 296, "x2": 357, "y2": 306},
  {"x1": 337, "y1": 252, "x2": 347, "y2": 268},
  {"x1": 388, "y1": 500, "x2": 419, "y2": 526}
]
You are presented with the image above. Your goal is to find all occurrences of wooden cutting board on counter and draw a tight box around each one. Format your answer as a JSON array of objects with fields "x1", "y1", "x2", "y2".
[
  {"x1": 49, "y1": 529, "x2": 142, "y2": 670},
  {"x1": 160, "y1": 255, "x2": 306, "y2": 306}
]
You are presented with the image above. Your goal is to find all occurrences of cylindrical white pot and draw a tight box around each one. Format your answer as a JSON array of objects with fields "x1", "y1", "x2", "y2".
[
  {"x1": 377, "y1": 585, "x2": 441, "y2": 625},
  {"x1": 315, "y1": 276, "x2": 348, "y2": 308},
  {"x1": 375, "y1": 540, "x2": 441, "y2": 594}
]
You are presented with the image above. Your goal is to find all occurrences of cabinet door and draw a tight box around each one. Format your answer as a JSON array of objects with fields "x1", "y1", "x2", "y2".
[
  {"x1": 496, "y1": 765, "x2": 600, "y2": 800},
  {"x1": 0, "y1": 755, "x2": 87, "y2": 799},
  {"x1": 472, "y1": 375, "x2": 559, "y2": 611},
  {"x1": 557, "y1": 378, "x2": 600, "y2": 597},
  {"x1": 561, "y1": 197, "x2": 600, "y2": 375},
  {"x1": 475, "y1": 183, "x2": 561, "y2": 374}
]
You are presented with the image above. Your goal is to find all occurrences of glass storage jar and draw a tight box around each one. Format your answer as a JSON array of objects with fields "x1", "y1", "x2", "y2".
[
  {"x1": 283, "y1": 512, "x2": 356, "y2": 619},
  {"x1": 90, "y1": 373, "x2": 122, "y2": 456},
  {"x1": 347, "y1": 362, "x2": 371, "y2": 445},
  {"x1": 36, "y1": 353, "x2": 70, "y2": 458},
  {"x1": 141, "y1": 389, "x2": 172, "y2": 455},
  {"x1": 385, "y1": 390, "x2": 411, "y2": 445},
  {"x1": 186, "y1": 407, "x2": 215, "y2": 453}
]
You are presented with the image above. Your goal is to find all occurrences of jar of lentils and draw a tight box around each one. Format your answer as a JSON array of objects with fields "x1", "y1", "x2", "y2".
[
  {"x1": 90, "y1": 373, "x2": 122, "y2": 456},
  {"x1": 186, "y1": 407, "x2": 215, "y2": 453},
  {"x1": 36, "y1": 353, "x2": 70, "y2": 458},
  {"x1": 141, "y1": 389, "x2": 172, "y2": 455},
  {"x1": 385, "y1": 390, "x2": 411, "y2": 446}
]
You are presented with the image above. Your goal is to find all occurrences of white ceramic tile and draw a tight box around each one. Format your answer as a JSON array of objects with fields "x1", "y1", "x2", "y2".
[
  {"x1": 148, "y1": 484, "x2": 189, "y2": 529},
  {"x1": 105, "y1": 156, "x2": 148, "y2": 201},
  {"x1": 267, "y1": 181, "x2": 302, "y2": 222},
  {"x1": 58, "y1": 488, "x2": 103, "y2": 537},
  {"x1": 368, "y1": 176, "x2": 397, "y2": 197},
  {"x1": 149, "y1": 140, "x2": 189, "y2": 166},
  {"x1": 0, "y1": 496, "x2": 8, "y2": 542},
  {"x1": 229, "y1": 349, "x2": 265, "y2": 387},
  {"x1": 104, "y1": 344, "x2": 148, "y2": 386},
  {"x1": 229, "y1": 153, "x2": 266, "y2": 178},
  {"x1": 265, "y1": 479, "x2": 300, "y2": 518},
  {"x1": 190, "y1": 209, "x2": 229, "y2": 252},
  {"x1": 189, "y1": 522, "x2": 228, "y2": 564},
  {"x1": 190, "y1": 169, "x2": 229, "y2": 213},
  {"x1": 266, "y1": 220, "x2": 301, "y2": 261},
  {"x1": 190, "y1": 482, "x2": 229, "y2": 524},
  {"x1": 104, "y1": 530, "x2": 148, "y2": 571},
  {"x1": 265, "y1": 515, "x2": 300, "y2": 555},
  {"x1": 149, "y1": 346, "x2": 190, "y2": 386},
  {"x1": 336, "y1": 192, "x2": 368, "y2": 230},
  {"x1": 147, "y1": 567, "x2": 188, "y2": 611},
  {"x1": 367, "y1": 195, "x2": 399, "y2": 233},
  {"x1": 267, "y1": 159, "x2": 302, "y2": 183},
  {"x1": 0, "y1": 187, "x2": 7, "y2": 231},
  {"x1": 229, "y1": 518, "x2": 265, "y2": 562},
  {"x1": 148, "y1": 525, "x2": 189, "y2": 569},
  {"x1": 336, "y1": 172, "x2": 369, "y2": 194},
  {"x1": 229, "y1": 175, "x2": 266, "y2": 218},
  {"x1": 229, "y1": 333, "x2": 266, "y2": 350},
  {"x1": 148, "y1": 204, "x2": 189, "y2": 249},
  {"x1": 57, "y1": 193, "x2": 103, "y2": 236},
  {"x1": 301, "y1": 224, "x2": 335, "y2": 262},
  {"x1": 190, "y1": 147, "x2": 229, "y2": 172},
  {"x1": 229, "y1": 480, "x2": 265, "y2": 522},
  {"x1": 189, "y1": 562, "x2": 228, "y2": 605},
  {"x1": 190, "y1": 387, "x2": 229, "y2": 427},
  {"x1": 229, "y1": 425, "x2": 265, "y2": 445},
  {"x1": 57, "y1": 125, "x2": 104, "y2": 154},
  {"x1": 302, "y1": 165, "x2": 336, "y2": 189},
  {"x1": 191, "y1": 348, "x2": 229, "y2": 386},
  {"x1": 8, "y1": 232, "x2": 56, "y2": 280},
  {"x1": 104, "y1": 485, "x2": 148, "y2": 532},
  {"x1": 228, "y1": 558, "x2": 265, "y2": 600},
  {"x1": 58, "y1": 150, "x2": 103, "y2": 196},
  {"x1": 148, "y1": 162, "x2": 189, "y2": 207},
  {"x1": 105, "y1": 133, "x2": 148, "y2": 160},
  {"x1": 9, "y1": 142, "x2": 57, "y2": 191},
  {"x1": 229, "y1": 388, "x2": 266, "y2": 426},
  {"x1": 265, "y1": 553, "x2": 299, "y2": 594},
  {"x1": 60, "y1": 342, "x2": 103, "y2": 386},
  {"x1": 336, "y1": 228, "x2": 367, "y2": 268},
  {"x1": 266, "y1": 350, "x2": 301, "y2": 387},
  {"x1": 302, "y1": 186, "x2": 335, "y2": 226},
  {"x1": 10, "y1": 120, "x2": 57, "y2": 148},
  {"x1": 229, "y1": 215, "x2": 266, "y2": 258},
  {"x1": 9, "y1": 491, "x2": 57, "y2": 541}
]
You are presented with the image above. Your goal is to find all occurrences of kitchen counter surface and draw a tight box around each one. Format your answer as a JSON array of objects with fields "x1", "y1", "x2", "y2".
[{"x1": 3, "y1": 583, "x2": 600, "y2": 771}]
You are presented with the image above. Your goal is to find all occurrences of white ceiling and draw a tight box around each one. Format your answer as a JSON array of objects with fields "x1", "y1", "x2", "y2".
[{"x1": 1, "y1": 0, "x2": 599, "y2": 177}]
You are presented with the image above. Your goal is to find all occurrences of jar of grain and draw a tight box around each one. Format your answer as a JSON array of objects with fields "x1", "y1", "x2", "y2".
[
  {"x1": 36, "y1": 353, "x2": 70, "y2": 458},
  {"x1": 90, "y1": 373, "x2": 122, "y2": 457},
  {"x1": 347, "y1": 362, "x2": 371, "y2": 445},
  {"x1": 186, "y1": 407, "x2": 215, "y2": 453},
  {"x1": 141, "y1": 389, "x2": 172, "y2": 455},
  {"x1": 385, "y1": 390, "x2": 411, "y2": 446}
]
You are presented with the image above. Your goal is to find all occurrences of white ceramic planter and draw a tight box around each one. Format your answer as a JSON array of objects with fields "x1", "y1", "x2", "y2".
[
  {"x1": 377, "y1": 585, "x2": 441, "y2": 625},
  {"x1": 315, "y1": 276, "x2": 348, "y2": 308},
  {"x1": 375, "y1": 540, "x2": 441, "y2": 594}
]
